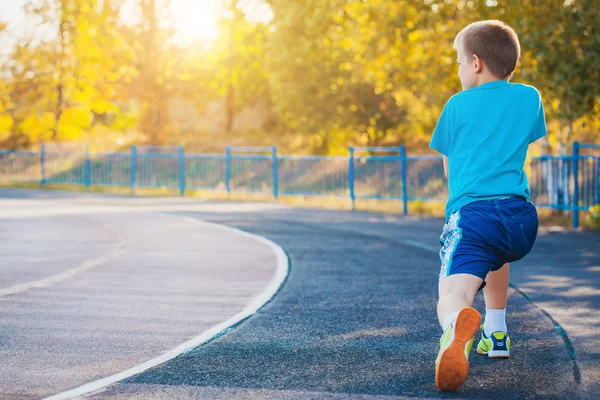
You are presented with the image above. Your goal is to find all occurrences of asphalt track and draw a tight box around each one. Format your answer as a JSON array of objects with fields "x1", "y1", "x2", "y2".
[{"x1": 1, "y1": 189, "x2": 598, "y2": 399}]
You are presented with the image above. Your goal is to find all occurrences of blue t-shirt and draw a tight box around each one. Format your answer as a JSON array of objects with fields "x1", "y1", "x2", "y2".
[{"x1": 430, "y1": 80, "x2": 547, "y2": 220}]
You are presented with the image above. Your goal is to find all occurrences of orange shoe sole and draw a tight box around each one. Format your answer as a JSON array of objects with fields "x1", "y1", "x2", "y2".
[{"x1": 435, "y1": 307, "x2": 481, "y2": 392}]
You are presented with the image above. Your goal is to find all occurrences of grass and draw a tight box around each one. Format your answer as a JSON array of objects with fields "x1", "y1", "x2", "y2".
[{"x1": 0, "y1": 181, "x2": 594, "y2": 229}]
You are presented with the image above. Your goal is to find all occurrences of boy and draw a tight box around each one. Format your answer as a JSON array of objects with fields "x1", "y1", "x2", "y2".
[{"x1": 429, "y1": 20, "x2": 546, "y2": 391}]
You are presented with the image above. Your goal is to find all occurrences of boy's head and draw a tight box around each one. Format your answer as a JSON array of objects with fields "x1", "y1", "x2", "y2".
[{"x1": 453, "y1": 20, "x2": 521, "y2": 90}]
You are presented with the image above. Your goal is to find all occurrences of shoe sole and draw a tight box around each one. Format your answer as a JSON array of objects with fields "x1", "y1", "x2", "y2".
[
  {"x1": 477, "y1": 348, "x2": 510, "y2": 359},
  {"x1": 436, "y1": 308, "x2": 481, "y2": 392}
]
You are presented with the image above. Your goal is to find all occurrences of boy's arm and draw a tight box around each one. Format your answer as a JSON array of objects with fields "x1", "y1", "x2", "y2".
[
  {"x1": 430, "y1": 100, "x2": 453, "y2": 156},
  {"x1": 443, "y1": 156, "x2": 448, "y2": 179},
  {"x1": 430, "y1": 100, "x2": 453, "y2": 179},
  {"x1": 530, "y1": 89, "x2": 547, "y2": 143}
]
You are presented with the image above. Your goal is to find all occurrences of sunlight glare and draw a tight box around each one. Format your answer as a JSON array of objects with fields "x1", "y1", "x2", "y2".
[{"x1": 170, "y1": 0, "x2": 222, "y2": 44}]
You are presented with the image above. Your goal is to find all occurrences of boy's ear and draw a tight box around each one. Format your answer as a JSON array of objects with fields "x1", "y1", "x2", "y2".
[{"x1": 472, "y1": 54, "x2": 483, "y2": 73}]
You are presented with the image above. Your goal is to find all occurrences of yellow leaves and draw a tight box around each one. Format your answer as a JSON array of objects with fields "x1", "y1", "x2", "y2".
[
  {"x1": 43, "y1": 106, "x2": 93, "y2": 141},
  {"x1": 111, "y1": 110, "x2": 138, "y2": 131},
  {"x1": 231, "y1": 70, "x2": 240, "y2": 85},
  {"x1": 72, "y1": 84, "x2": 94, "y2": 104},
  {"x1": 340, "y1": 38, "x2": 353, "y2": 50},
  {"x1": 408, "y1": 30, "x2": 423, "y2": 42},
  {"x1": 344, "y1": 2, "x2": 365, "y2": 19},
  {"x1": 91, "y1": 99, "x2": 118, "y2": 114},
  {"x1": 176, "y1": 72, "x2": 192, "y2": 81},
  {"x1": 339, "y1": 62, "x2": 353, "y2": 71},
  {"x1": 107, "y1": 72, "x2": 120, "y2": 83},
  {"x1": 19, "y1": 113, "x2": 55, "y2": 142},
  {"x1": 0, "y1": 114, "x2": 14, "y2": 133},
  {"x1": 58, "y1": 125, "x2": 82, "y2": 140},
  {"x1": 58, "y1": 107, "x2": 92, "y2": 140},
  {"x1": 333, "y1": 10, "x2": 344, "y2": 24},
  {"x1": 79, "y1": 2, "x2": 91, "y2": 14}
]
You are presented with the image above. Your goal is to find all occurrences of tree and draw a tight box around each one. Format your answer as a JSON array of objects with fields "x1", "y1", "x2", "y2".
[
  {"x1": 517, "y1": 0, "x2": 600, "y2": 152},
  {"x1": 0, "y1": 0, "x2": 134, "y2": 148},
  {"x1": 265, "y1": 0, "x2": 464, "y2": 153},
  {"x1": 210, "y1": 0, "x2": 271, "y2": 134}
]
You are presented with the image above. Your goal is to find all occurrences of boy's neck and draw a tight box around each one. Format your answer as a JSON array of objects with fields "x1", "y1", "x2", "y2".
[{"x1": 474, "y1": 73, "x2": 507, "y2": 88}]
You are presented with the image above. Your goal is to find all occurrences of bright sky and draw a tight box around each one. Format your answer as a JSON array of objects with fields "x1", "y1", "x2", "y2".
[
  {"x1": 0, "y1": 0, "x2": 273, "y2": 55},
  {"x1": 0, "y1": 1, "x2": 38, "y2": 57},
  {"x1": 162, "y1": 0, "x2": 274, "y2": 44},
  {"x1": 171, "y1": 0, "x2": 224, "y2": 42}
]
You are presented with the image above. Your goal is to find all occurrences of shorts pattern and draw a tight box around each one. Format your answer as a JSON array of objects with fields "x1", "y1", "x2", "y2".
[{"x1": 439, "y1": 211, "x2": 462, "y2": 278}]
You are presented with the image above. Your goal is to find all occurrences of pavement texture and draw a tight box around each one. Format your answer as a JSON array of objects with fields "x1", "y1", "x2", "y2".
[
  {"x1": 1, "y1": 189, "x2": 599, "y2": 400},
  {"x1": 0, "y1": 190, "x2": 279, "y2": 399}
]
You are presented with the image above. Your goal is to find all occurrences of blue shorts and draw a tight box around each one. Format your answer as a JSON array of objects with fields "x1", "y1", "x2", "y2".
[{"x1": 439, "y1": 197, "x2": 538, "y2": 286}]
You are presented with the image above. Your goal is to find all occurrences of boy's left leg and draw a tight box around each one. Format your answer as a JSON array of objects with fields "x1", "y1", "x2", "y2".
[
  {"x1": 483, "y1": 263, "x2": 509, "y2": 310},
  {"x1": 478, "y1": 263, "x2": 511, "y2": 358},
  {"x1": 435, "y1": 273, "x2": 483, "y2": 392}
]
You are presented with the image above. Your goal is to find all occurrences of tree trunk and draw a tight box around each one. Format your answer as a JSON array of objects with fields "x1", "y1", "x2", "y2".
[
  {"x1": 139, "y1": 0, "x2": 160, "y2": 144},
  {"x1": 53, "y1": 0, "x2": 69, "y2": 140},
  {"x1": 225, "y1": 82, "x2": 235, "y2": 133}
]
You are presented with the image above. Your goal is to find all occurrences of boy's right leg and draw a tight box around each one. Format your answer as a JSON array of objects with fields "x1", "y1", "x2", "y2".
[
  {"x1": 437, "y1": 273, "x2": 482, "y2": 328},
  {"x1": 435, "y1": 204, "x2": 509, "y2": 391},
  {"x1": 436, "y1": 274, "x2": 482, "y2": 392}
]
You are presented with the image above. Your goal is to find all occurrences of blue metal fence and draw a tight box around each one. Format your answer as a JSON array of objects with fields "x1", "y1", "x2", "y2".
[
  {"x1": 277, "y1": 155, "x2": 348, "y2": 197},
  {"x1": 527, "y1": 143, "x2": 600, "y2": 227},
  {"x1": 1, "y1": 142, "x2": 598, "y2": 227}
]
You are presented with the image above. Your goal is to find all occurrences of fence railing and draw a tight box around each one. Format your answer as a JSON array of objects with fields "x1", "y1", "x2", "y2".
[{"x1": 1, "y1": 142, "x2": 598, "y2": 228}]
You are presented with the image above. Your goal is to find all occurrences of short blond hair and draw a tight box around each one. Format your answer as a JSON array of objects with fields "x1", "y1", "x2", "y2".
[{"x1": 454, "y1": 20, "x2": 521, "y2": 79}]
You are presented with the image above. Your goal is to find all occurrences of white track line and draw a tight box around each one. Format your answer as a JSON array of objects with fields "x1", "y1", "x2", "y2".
[
  {"x1": 399, "y1": 239, "x2": 439, "y2": 253},
  {"x1": 0, "y1": 233, "x2": 126, "y2": 298},
  {"x1": 43, "y1": 216, "x2": 289, "y2": 400}
]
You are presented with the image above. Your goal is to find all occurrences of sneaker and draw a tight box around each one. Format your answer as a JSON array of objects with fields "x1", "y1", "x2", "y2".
[
  {"x1": 435, "y1": 307, "x2": 481, "y2": 392},
  {"x1": 477, "y1": 325, "x2": 510, "y2": 358}
]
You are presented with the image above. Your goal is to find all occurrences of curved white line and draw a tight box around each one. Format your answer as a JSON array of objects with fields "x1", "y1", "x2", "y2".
[
  {"x1": 0, "y1": 233, "x2": 126, "y2": 298},
  {"x1": 43, "y1": 216, "x2": 289, "y2": 400}
]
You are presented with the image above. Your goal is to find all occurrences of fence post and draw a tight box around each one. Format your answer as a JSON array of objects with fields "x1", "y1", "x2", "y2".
[
  {"x1": 348, "y1": 147, "x2": 355, "y2": 211},
  {"x1": 84, "y1": 145, "x2": 91, "y2": 189},
  {"x1": 399, "y1": 145, "x2": 409, "y2": 216},
  {"x1": 225, "y1": 146, "x2": 232, "y2": 197},
  {"x1": 40, "y1": 143, "x2": 46, "y2": 185},
  {"x1": 130, "y1": 145, "x2": 137, "y2": 195},
  {"x1": 597, "y1": 158, "x2": 600, "y2": 205},
  {"x1": 178, "y1": 146, "x2": 186, "y2": 197},
  {"x1": 572, "y1": 141, "x2": 580, "y2": 229},
  {"x1": 272, "y1": 146, "x2": 278, "y2": 200}
]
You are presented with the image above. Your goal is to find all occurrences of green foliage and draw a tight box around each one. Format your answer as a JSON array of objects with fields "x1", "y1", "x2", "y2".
[
  {"x1": 587, "y1": 205, "x2": 600, "y2": 230},
  {"x1": 516, "y1": 0, "x2": 600, "y2": 149}
]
